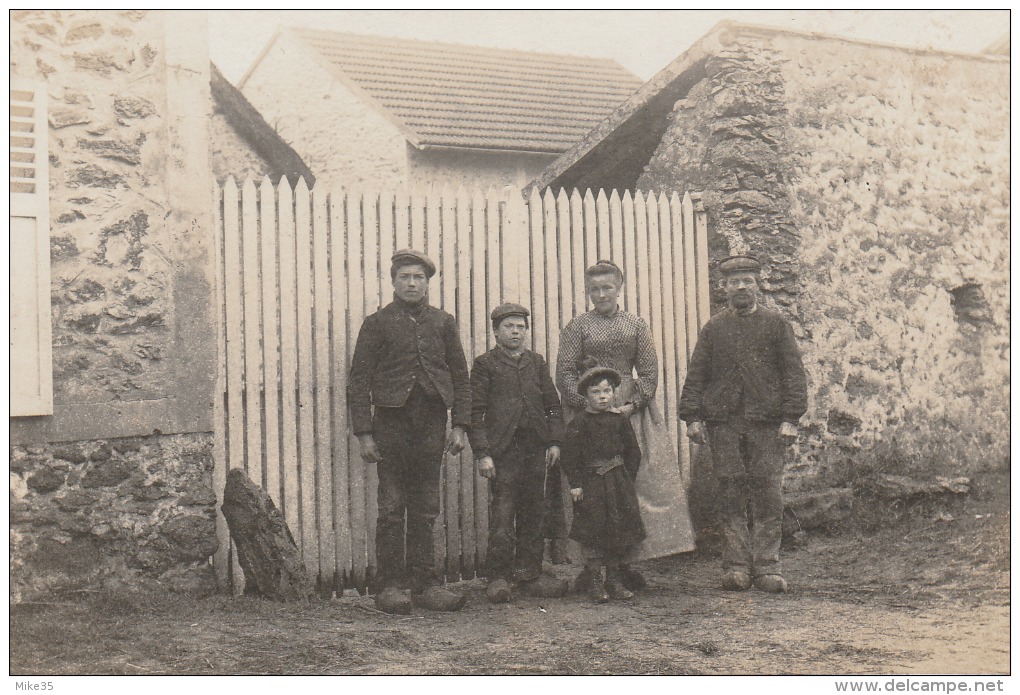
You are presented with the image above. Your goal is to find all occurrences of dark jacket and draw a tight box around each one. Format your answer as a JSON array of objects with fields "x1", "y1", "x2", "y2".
[
  {"x1": 468, "y1": 347, "x2": 564, "y2": 459},
  {"x1": 347, "y1": 297, "x2": 471, "y2": 435},
  {"x1": 678, "y1": 306, "x2": 808, "y2": 424},
  {"x1": 561, "y1": 409, "x2": 642, "y2": 489}
]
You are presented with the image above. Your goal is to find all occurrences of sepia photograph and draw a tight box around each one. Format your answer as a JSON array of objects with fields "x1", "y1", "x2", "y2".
[{"x1": 8, "y1": 9, "x2": 1010, "y2": 684}]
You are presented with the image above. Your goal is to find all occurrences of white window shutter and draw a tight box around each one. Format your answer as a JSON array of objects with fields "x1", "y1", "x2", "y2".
[{"x1": 10, "y1": 78, "x2": 53, "y2": 416}]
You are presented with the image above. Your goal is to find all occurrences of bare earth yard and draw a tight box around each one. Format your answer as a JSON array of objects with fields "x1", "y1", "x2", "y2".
[{"x1": 10, "y1": 472, "x2": 1009, "y2": 675}]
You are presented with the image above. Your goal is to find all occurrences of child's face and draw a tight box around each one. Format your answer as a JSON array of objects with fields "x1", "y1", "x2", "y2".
[
  {"x1": 495, "y1": 316, "x2": 528, "y2": 351},
  {"x1": 585, "y1": 379, "x2": 615, "y2": 411}
]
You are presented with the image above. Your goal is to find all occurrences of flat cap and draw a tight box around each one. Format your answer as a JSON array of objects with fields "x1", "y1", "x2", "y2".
[
  {"x1": 718, "y1": 255, "x2": 762, "y2": 275},
  {"x1": 577, "y1": 365, "x2": 622, "y2": 395},
  {"x1": 391, "y1": 248, "x2": 436, "y2": 278},
  {"x1": 490, "y1": 302, "x2": 530, "y2": 325}
]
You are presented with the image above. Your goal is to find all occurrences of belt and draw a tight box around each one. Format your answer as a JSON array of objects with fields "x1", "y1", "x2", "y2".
[{"x1": 591, "y1": 455, "x2": 624, "y2": 476}]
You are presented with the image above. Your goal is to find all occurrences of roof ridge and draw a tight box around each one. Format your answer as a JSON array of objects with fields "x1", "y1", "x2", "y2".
[{"x1": 286, "y1": 26, "x2": 639, "y2": 73}]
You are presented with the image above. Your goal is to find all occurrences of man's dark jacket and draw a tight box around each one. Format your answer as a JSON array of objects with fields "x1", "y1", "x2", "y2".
[
  {"x1": 679, "y1": 307, "x2": 808, "y2": 425},
  {"x1": 347, "y1": 298, "x2": 470, "y2": 435},
  {"x1": 468, "y1": 347, "x2": 565, "y2": 460}
]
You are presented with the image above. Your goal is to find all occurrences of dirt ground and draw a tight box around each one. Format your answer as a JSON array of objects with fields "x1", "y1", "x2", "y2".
[{"x1": 10, "y1": 471, "x2": 1010, "y2": 675}]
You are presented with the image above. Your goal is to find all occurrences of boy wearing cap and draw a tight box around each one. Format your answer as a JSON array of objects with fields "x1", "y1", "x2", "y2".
[
  {"x1": 679, "y1": 255, "x2": 807, "y2": 593},
  {"x1": 470, "y1": 303, "x2": 569, "y2": 603},
  {"x1": 348, "y1": 249, "x2": 471, "y2": 614}
]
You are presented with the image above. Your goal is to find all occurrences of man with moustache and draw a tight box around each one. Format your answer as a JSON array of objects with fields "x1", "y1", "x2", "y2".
[
  {"x1": 348, "y1": 249, "x2": 471, "y2": 614},
  {"x1": 679, "y1": 256, "x2": 807, "y2": 593}
]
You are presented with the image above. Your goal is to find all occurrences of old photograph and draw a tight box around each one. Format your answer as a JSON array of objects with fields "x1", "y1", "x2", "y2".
[{"x1": 9, "y1": 9, "x2": 1010, "y2": 681}]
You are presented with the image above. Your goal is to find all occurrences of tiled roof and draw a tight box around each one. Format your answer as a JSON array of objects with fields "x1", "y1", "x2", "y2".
[{"x1": 288, "y1": 29, "x2": 643, "y2": 153}]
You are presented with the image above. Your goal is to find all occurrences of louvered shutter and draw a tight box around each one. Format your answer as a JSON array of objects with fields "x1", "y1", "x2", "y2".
[{"x1": 10, "y1": 78, "x2": 53, "y2": 416}]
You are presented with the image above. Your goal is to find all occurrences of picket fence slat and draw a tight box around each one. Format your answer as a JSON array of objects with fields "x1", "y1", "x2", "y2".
[
  {"x1": 260, "y1": 177, "x2": 281, "y2": 508},
  {"x1": 347, "y1": 192, "x2": 368, "y2": 587},
  {"x1": 213, "y1": 180, "x2": 710, "y2": 594},
  {"x1": 241, "y1": 178, "x2": 263, "y2": 495},
  {"x1": 656, "y1": 193, "x2": 679, "y2": 456},
  {"x1": 528, "y1": 187, "x2": 546, "y2": 360},
  {"x1": 330, "y1": 187, "x2": 353, "y2": 584},
  {"x1": 294, "y1": 180, "x2": 318, "y2": 579},
  {"x1": 277, "y1": 180, "x2": 301, "y2": 542},
  {"x1": 594, "y1": 189, "x2": 609, "y2": 263},
  {"x1": 211, "y1": 182, "x2": 230, "y2": 589},
  {"x1": 312, "y1": 187, "x2": 334, "y2": 590}
]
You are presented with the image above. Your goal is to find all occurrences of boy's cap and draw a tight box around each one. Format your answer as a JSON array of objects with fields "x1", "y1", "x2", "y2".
[
  {"x1": 577, "y1": 365, "x2": 622, "y2": 394},
  {"x1": 490, "y1": 302, "x2": 530, "y2": 325},
  {"x1": 718, "y1": 255, "x2": 762, "y2": 275},
  {"x1": 391, "y1": 249, "x2": 436, "y2": 277}
]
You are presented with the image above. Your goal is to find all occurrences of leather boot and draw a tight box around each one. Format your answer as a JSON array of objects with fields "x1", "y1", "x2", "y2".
[
  {"x1": 518, "y1": 573, "x2": 568, "y2": 598},
  {"x1": 573, "y1": 566, "x2": 593, "y2": 594},
  {"x1": 413, "y1": 585, "x2": 467, "y2": 612},
  {"x1": 605, "y1": 566, "x2": 634, "y2": 600},
  {"x1": 618, "y1": 564, "x2": 646, "y2": 591},
  {"x1": 374, "y1": 587, "x2": 413, "y2": 615},
  {"x1": 485, "y1": 578, "x2": 512, "y2": 604},
  {"x1": 588, "y1": 566, "x2": 609, "y2": 604}
]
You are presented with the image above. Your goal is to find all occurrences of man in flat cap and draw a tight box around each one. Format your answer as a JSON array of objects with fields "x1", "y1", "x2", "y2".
[
  {"x1": 679, "y1": 255, "x2": 807, "y2": 593},
  {"x1": 348, "y1": 249, "x2": 471, "y2": 613},
  {"x1": 469, "y1": 303, "x2": 568, "y2": 603}
]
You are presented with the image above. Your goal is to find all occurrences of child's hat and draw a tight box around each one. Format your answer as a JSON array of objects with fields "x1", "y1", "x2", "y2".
[
  {"x1": 577, "y1": 365, "x2": 622, "y2": 394},
  {"x1": 490, "y1": 302, "x2": 530, "y2": 325}
]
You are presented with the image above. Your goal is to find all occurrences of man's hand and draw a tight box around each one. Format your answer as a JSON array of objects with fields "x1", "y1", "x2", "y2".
[
  {"x1": 545, "y1": 445, "x2": 561, "y2": 468},
  {"x1": 570, "y1": 487, "x2": 583, "y2": 503},
  {"x1": 687, "y1": 421, "x2": 708, "y2": 445},
  {"x1": 357, "y1": 434, "x2": 382, "y2": 463},
  {"x1": 779, "y1": 421, "x2": 798, "y2": 445},
  {"x1": 476, "y1": 456, "x2": 496, "y2": 479},
  {"x1": 446, "y1": 426, "x2": 466, "y2": 456}
]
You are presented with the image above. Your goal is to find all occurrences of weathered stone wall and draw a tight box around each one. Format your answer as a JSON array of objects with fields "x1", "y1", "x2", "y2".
[
  {"x1": 408, "y1": 147, "x2": 558, "y2": 189},
  {"x1": 10, "y1": 10, "x2": 218, "y2": 597},
  {"x1": 10, "y1": 434, "x2": 217, "y2": 601},
  {"x1": 12, "y1": 11, "x2": 176, "y2": 405},
  {"x1": 638, "y1": 30, "x2": 1009, "y2": 488},
  {"x1": 241, "y1": 32, "x2": 408, "y2": 189}
]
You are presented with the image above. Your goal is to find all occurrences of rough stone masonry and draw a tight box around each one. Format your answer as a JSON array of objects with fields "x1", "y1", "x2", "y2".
[
  {"x1": 10, "y1": 10, "x2": 218, "y2": 600},
  {"x1": 637, "y1": 28, "x2": 1009, "y2": 491}
]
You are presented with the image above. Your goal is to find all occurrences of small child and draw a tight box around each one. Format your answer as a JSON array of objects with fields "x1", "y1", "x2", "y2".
[
  {"x1": 469, "y1": 303, "x2": 569, "y2": 603},
  {"x1": 562, "y1": 360, "x2": 647, "y2": 603}
]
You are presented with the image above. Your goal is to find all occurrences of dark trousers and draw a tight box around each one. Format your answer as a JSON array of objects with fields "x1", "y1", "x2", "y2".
[
  {"x1": 372, "y1": 388, "x2": 447, "y2": 591},
  {"x1": 707, "y1": 417, "x2": 785, "y2": 576},
  {"x1": 487, "y1": 430, "x2": 547, "y2": 582}
]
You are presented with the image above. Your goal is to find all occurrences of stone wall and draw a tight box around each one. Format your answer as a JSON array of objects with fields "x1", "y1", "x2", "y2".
[
  {"x1": 10, "y1": 10, "x2": 218, "y2": 597},
  {"x1": 637, "y1": 29, "x2": 1009, "y2": 488},
  {"x1": 241, "y1": 31, "x2": 408, "y2": 189},
  {"x1": 10, "y1": 434, "x2": 216, "y2": 601},
  {"x1": 12, "y1": 11, "x2": 176, "y2": 405}
]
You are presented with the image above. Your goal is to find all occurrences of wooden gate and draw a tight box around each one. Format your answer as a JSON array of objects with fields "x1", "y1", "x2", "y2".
[{"x1": 211, "y1": 178, "x2": 710, "y2": 595}]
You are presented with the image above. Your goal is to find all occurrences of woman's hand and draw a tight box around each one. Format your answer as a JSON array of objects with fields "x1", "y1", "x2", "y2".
[
  {"x1": 476, "y1": 456, "x2": 496, "y2": 479},
  {"x1": 545, "y1": 445, "x2": 561, "y2": 468},
  {"x1": 445, "y1": 426, "x2": 466, "y2": 455},
  {"x1": 570, "y1": 488, "x2": 583, "y2": 503},
  {"x1": 687, "y1": 421, "x2": 708, "y2": 445},
  {"x1": 617, "y1": 402, "x2": 637, "y2": 418}
]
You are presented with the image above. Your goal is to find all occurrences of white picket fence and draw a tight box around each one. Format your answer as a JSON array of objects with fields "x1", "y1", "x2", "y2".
[{"x1": 211, "y1": 178, "x2": 710, "y2": 595}]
